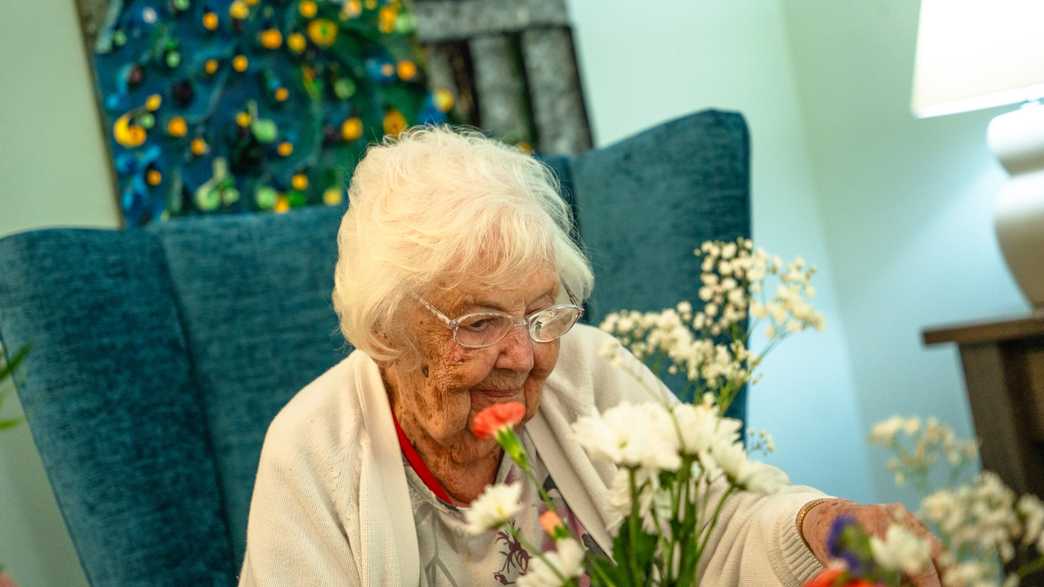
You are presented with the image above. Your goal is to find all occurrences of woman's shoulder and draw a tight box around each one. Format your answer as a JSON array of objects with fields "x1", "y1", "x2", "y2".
[
  {"x1": 548, "y1": 323, "x2": 674, "y2": 416},
  {"x1": 261, "y1": 351, "x2": 371, "y2": 467}
]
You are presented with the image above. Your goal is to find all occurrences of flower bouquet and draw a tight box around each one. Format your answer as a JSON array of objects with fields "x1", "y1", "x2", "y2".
[
  {"x1": 462, "y1": 239, "x2": 827, "y2": 586},
  {"x1": 803, "y1": 417, "x2": 1044, "y2": 586}
]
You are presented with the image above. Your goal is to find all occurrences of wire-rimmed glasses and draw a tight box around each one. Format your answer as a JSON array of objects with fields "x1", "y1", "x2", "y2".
[{"x1": 415, "y1": 296, "x2": 584, "y2": 349}]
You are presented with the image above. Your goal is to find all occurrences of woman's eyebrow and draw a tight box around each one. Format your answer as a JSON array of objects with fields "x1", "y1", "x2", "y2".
[{"x1": 468, "y1": 290, "x2": 555, "y2": 313}]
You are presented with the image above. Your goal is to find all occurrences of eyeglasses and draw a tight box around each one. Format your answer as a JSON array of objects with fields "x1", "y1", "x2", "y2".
[{"x1": 415, "y1": 296, "x2": 584, "y2": 349}]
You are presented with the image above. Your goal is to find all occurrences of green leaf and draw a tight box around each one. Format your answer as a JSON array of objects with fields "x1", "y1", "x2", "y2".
[
  {"x1": 0, "y1": 344, "x2": 30, "y2": 383},
  {"x1": 0, "y1": 418, "x2": 23, "y2": 431}
]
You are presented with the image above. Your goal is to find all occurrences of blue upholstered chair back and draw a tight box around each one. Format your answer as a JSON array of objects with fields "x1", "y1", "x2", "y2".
[{"x1": 0, "y1": 110, "x2": 749, "y2": 585}]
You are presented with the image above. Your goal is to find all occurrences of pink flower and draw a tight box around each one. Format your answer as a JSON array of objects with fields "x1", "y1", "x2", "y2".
[
  {"x1": 539, "y1": 510, "x2": 564, "y2": 537},
  {"x1": 471, "y1": 402, "x2": 526, "y2": 440}
]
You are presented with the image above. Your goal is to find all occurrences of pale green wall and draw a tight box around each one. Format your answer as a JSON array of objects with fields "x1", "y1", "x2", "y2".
[
  {"x1": 0, "y1": 1, "x2": 114, "y2": 585},
  {"x1": 781, "y1": 0, "x2": 1028, "y2": 501},
  {"x1": 567, "y1": 0, "x2": 875, "y2": 502}
]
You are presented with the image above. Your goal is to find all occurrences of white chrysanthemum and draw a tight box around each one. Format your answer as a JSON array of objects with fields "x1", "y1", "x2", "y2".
[
  {"x1": 518, "y1": 538, "x2": 585, "y2": 587},
  {"x1": 572, "y1": 402, "x2": 681, "y2": 472},
  {"x1": 870, "y1": 525, "x2": 932, "y2": 576},
  {"x1": 463, "y1": 482, "x2": 522, "y2": 535},
  {"x1": 606, "y1": 467, "x2": 671, "y2": 533},
  {"x1": 671, "y1": 402, "x2": 740, "y2": 456}
]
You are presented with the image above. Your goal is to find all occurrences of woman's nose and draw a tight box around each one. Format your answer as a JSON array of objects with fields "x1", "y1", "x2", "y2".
[{"x1": 494, "y1": 323, "x2": 535, "y2": 372}]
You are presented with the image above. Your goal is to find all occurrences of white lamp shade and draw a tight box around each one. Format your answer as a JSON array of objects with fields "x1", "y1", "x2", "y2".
[{"x1": 912, "y1": 0, "x2": 1044, "y2": 119}]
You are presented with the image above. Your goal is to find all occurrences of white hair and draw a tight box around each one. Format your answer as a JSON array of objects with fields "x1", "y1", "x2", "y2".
[{"x1": 331, "y1": 125, "x2": 594, "y2": 363}]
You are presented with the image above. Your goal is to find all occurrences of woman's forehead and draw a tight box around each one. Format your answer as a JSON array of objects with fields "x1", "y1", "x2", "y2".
[{"x1": 431, "y1": 268, "x2": 559, "y2": 312}]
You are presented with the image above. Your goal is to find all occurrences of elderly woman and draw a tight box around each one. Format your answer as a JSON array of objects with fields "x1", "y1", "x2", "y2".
[{"x1": 238, "y1": 127, "x2": 940, "y2": 586}]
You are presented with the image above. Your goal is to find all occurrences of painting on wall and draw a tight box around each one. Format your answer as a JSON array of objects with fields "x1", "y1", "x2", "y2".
[{"x1": 76, "y1": 0, "x2": 452, "y2": 226}]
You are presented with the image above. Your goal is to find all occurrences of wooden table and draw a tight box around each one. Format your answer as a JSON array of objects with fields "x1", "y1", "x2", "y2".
[{"x1": 923, "y1": 313, "x2": 1044, "y2": 498}]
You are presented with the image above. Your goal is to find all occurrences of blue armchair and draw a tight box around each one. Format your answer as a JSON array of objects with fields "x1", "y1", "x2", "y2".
[{"x1": 0, "y1": 110, "x2": 750, "y2": 585}]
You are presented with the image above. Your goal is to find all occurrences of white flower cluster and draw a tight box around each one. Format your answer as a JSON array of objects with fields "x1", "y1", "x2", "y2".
[
  {"x1": 918, "y1": 471, "x2": 1044, "y2": 585},
  {"x1": 869, "y1": 524, "x2": 933, "y2": 576},
  {"x1": 599, "y1": 308, "x2": 752, "y2": 393},
  {"x1": 598, "y1": 239, "x2": 824, "y2": 401},
  {"x1": 572, "y1": 395, "x2": 788, "y2": 534},
  {"x1": 869, "y1": 416, "x2": 978, "y2": 488},
  {"x1": 872, "y1": 415, "x2": 1044, "y2": 586}
]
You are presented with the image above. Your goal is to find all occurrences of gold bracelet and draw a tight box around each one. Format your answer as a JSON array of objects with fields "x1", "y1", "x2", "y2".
[{"x1": 795, "y1": 498, "x2": 835, "y2": 553}]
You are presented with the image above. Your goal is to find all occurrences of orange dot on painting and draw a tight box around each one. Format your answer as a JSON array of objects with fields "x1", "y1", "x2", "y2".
[
  {"x1": 229, "y1": 0, "x2": 249, "y2": 19},
  {"x1": 204, "y1": 59, "x2": 219, "y2": 75},
  {"x1": 245, "y1": 0, "x2": 258, "y2": 5},
  {"x1": 146, "y1": 169, "x2": 163, "y2": 186},
  {"x1": 299, "y1": 0, "x2": 318, "y2": 18},
  {"x1": 383, "y1": 109, "x2": 406, "y2": 136},
  {"x1": 277, "y1": 141, "x2": 293, "y2": 157},
  {"x1": 202, "y1": 11, "x2": 219, "y2": 30},
  {"x1": 236, "y1": 112, "x2": 252, "y2": 127},
  {"x1": 396, "y1": 60, "x2": 417, "y2": 81},
  {"x1": 259, "y1": 28, "x2": 283, "y2": 49},
  {"x1": 378, "y1": 6, "x2": 397, "y2": 33},
  {"x1": 340, "y1": 0, "x2": 361, "y2": 19},
  {"x1": 167, "y1": 116, "x2": 188, "y2": 137},
  {"x1": 191, "y1": 138, "x2": 208, "y2": 156},
  {"x1": 233, "y1": 55, "x2": 249, "y2": 72},
  {"x1": 291, "y1": 174, "x2": 309, "y2": 191},
  {"x1": 145, "y1": 94, "x2": 162, "y2": 111},
  {"x1": 307, "y1": 19, "x2": 337, "y2": 47},
  {"x1": 275, "y1": 195, "x2": 290, "y2": 214},
  {"x1": 287, "y1": 32, "x2": 307, "y2": 53},
  {"x1": 274, "y1": 87, "x2": 289, "y2": 102},
  {"x1": 340, "y1": 117, "x2": 363, "y2": 141}
]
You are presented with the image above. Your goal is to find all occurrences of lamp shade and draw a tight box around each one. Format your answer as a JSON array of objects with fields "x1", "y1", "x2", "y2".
[{"x1": 912, "y1": 0, "x2": 1044, "y2": 119}]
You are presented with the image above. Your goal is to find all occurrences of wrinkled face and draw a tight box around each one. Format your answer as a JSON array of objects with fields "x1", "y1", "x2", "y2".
[{"x1": 384, "y1": 267, "x2": 561, "y2": 465}]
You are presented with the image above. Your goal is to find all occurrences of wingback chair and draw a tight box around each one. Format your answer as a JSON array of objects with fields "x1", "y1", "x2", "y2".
[{"x1": 0, "y1": 109, "x2": 750, "y2": 585}]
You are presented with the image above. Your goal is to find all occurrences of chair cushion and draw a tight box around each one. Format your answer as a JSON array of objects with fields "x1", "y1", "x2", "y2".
[
  {"x1": 0, "y1": 229, "x2": 235, "y2": 585},
  {"x1": 570, "y1": 109, "x2": 750, "y2": 418},
  {"x1": 147, "y1": 205, "x2": 347, "y2": 566},
  {"x1": 572, "y1": 109, "x2": 751, "y2": 322}
]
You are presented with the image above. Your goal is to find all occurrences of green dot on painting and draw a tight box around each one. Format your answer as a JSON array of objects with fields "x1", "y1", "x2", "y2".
[
  {"x1": 173, "y1": 0, "x2": 190, "y2": 10},
  {"x1": 334, "y1": 78, "x2": 356, "y2": 99},
  {"x1": 288, "y1": 190, "x2": 306, "y2": 206},
  {"x1": 166, "y1": 52, "x2": 181, "y2": 68},
  {"x1": 113, "y1": 30, "x2": 127, "y2": 46},
  {"x1": 256, "y1": 186, "x2": 278, "y2": 209},
  {"x1": 196, "y1": 188, "x2": 221, "y2": 211},
  {"x1": 139, "y1": 113, "x2": 155, "y2": 129},
  {"x1": 395, "y1": 14, "x2": 415, "y2": 34},
  {"x1": 251, "y1": 119, "x2": 278, "y2": 143},
  {"x1": 222, "y1": 187, "x2": 240, "y2": 205}
]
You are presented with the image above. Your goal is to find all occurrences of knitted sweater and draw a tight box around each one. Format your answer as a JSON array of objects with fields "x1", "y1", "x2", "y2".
[{"x1": 238, "y1": 324, "x2": 826, "y2": 586}]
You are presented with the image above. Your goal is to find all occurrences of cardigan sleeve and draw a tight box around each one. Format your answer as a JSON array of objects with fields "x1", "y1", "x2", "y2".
[{"x1": 238, "y1": 419, "x2": 361, "y2": 586}]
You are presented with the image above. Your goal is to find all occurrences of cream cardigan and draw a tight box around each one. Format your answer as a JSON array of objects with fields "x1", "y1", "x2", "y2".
[{"x1": 238, "y1": 324, "x2": 826, "y2": 586}]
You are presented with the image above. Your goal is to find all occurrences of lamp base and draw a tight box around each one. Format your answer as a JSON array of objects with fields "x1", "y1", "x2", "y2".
[{"x1": 988, "y1": 102, "x2": 1044, "y2": 309}]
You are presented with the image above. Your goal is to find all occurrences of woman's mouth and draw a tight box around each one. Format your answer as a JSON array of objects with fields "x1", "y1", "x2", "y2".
[{"x1": 472, "y1": 388, "x2": 520, "y2": 400}]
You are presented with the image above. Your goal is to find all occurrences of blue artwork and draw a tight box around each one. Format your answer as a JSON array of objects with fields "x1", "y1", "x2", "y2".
[{"x1": 90, "y1": 0, "x2": 452, "y2": 225}]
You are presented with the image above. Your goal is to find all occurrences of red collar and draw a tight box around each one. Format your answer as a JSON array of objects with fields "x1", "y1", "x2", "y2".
[{"x1": 391, "y1": 412, "x2": 459, "y2": 506}]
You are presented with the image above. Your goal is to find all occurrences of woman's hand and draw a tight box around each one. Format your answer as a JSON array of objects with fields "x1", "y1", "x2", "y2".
[{"x1": 800, "y1": 499, "x2": 944, "y2": 587}]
